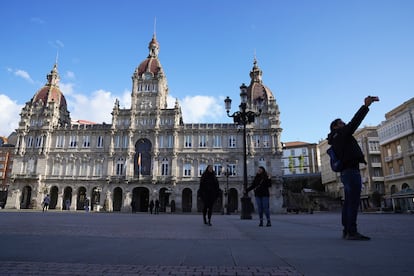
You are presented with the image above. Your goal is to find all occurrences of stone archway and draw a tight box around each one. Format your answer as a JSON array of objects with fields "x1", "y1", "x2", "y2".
[
  {"x1": 49, "y1": 186, "x2": 59, "y2": 209},
  {"x1": 20, "y1": 186, "x2": 32, "y2": 209},
  {"x1": 77, "y1": 187, "x2": 87, "y2": 210},
  {"x1": 132, "y1": 187, "x2": 149, "y2": 212},
  {"x1": 134, "y1": 138, "x2": 152, "y2": 176},
  {"x1": 182, "y1": 188, "x2": 192, "y2": 212},
  {"x1": 113, "y1": 187, "x2": 123, "y2": 212},
  {"x1": 228, "y1": 188, "x2": 239, "y2": 213},
  {"x1": 63, "y1": 187, "x2": 72, "y2": 210},
  {"x1": 159, "y1": 187, "x2": 172, "y2": 212}
]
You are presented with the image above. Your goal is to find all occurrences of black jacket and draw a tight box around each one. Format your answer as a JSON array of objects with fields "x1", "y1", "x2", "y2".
[
  {"x1": 246, "y1": 174, "x2": 271, "y2": 197},
  {"x1": 199, "y1": 171, "x2": 219, "y2": 203},
  {"x1": 327, "y1": 105, "x2": 369, "y2": 170}
]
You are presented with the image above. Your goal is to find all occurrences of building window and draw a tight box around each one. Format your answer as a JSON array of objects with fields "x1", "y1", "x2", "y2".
[
  {"x1": 116, "y1": 158, "x2": 125, "y2": 176},
  {"x1": 82, "y1": 136, "x2": 90, "y2": 148},
  {"x1": 213, "y1": 164, "x2": 222, "y2": 176},
  {"x1": 228, "y1": 135, "x2": 236, "y2": 148},
  {"x1": 397, "y1": 144, "x2": 402, "y2": 153},
  {"x1": 167, "y1": 135, "x2": 173, "y2": 148},
  {"x1": 161, "y1": 158, "x2": 169, "y2": 176},
  {"x1": 199, "y1": 163, "x2": 207, "y2": 176},
  {"x1": 35, "y1": 136, "x2": 43, "y2": 148},
  {"x1": 159, "y1": 136, "x2": 164, "y2": 148},
  {"x1": 262, "y1": 135, "x2": 270, "y2": 148},
  {"x1": 95, "y1": 163, "x2": 102, "y2": 177},
  {"x1": 228, "y1": 164, "x2": 237, "y2": 176},
  {"x1": 183, "y1": 163, "x2": 191, "y2": 177},
  {"x1": 258, "y1": 157, "x2": 266, "y2": 168},
  {"x1": 199, "y1": 135, "x2": 207, "y2": 148},
  {"x1": 56, "y1": 136, "x2": 64, "y2": 148},
  {"x1": 123, "y1": 135, "x2": 128, "y2": 148},
  {"x1": 69, "y1": 136, "x2": 78, "y2": 148},
  {"x1": 387, "y1": 147, "x2": 392, "y2": 157},
  {"x1": 26, "y1": 136, "x2": 34, "y2": 148},
  {"x1": 184, "y1": 136, "x2": 192, "y2": 148},
  {"x1": 213, "y1": 135, "x2": 221, "y2": 148},
  {"x1": 114, "y1": 135, "x2": 121, "y2": 148},
  {"x1": 97, "y1": 136, "x2": 104, "y2": 148}
]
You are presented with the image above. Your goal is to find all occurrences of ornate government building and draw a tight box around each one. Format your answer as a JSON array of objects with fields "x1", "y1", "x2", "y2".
[{"x1": 6, "y1": 35, "x2": 284, "y2": 213}]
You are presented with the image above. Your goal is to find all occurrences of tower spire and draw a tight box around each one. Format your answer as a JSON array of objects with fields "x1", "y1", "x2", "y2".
[{"x1": 154, "y1": 17, "x2": 157, "y2": 38}]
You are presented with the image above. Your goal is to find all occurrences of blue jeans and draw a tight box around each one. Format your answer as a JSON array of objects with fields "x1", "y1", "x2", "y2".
[
  {"x1": 340, "y1": 168, "x2": 361, "y2": 235},
  {"x1": 255, "y1": 196, "x2": 270, "y2": 221}
]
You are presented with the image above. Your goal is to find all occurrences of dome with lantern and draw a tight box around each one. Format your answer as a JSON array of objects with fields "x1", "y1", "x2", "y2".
[
  {"x1": 31, "y1": 63, "x2": 67, "y2": 110},
  {"x1": 135, "y1": 34, "x2": 164, "y2": 79}
]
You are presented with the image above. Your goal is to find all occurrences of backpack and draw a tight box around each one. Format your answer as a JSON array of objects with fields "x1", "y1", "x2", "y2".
[{"x1": 327, "y1": 147, "x2": 343, "y2": 172}]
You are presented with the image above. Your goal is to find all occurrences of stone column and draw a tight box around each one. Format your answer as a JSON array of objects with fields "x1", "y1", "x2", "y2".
[{"x1": 5, "y1": 189, "x2": 21, "y2": 209}]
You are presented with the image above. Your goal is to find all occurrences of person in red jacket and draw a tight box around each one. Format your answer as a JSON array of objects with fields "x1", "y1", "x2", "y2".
[{"x1": 328, "y1": 96, "x2": 379, "y2": 240}]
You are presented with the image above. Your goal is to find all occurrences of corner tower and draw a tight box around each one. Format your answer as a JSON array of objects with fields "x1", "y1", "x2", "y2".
[{"x1": 247, "y1": 58, "x2": 283, "y2": 154}]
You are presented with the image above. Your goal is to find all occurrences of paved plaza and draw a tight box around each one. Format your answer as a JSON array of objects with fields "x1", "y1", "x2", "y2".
[{"x1": 0, "y1": 210, "x2": 413, "y2": 275}]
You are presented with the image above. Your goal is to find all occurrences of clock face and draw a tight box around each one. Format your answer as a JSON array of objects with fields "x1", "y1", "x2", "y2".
[{"x1": 145, "y1": 73, "x2": 152, "y2": 80}]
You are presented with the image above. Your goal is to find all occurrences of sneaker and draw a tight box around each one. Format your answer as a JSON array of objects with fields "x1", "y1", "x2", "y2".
[
  {"x1": 259, "y1": 221, "x2": 263, "y2": 227},
  {"x1": 346, "y1": 232, "x2": 371, "y2": 241},
  {"x1": 266, "y1": 221, "x2": 271, "y2": 227}
]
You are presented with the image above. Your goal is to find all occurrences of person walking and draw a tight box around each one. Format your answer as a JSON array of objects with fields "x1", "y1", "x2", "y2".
[
  {"x1": 65, "y1": 199, "x2": 71, "y2": 211},
  {"x1": 84, "y1": 197, "x2": 90, "y2": 212},
  {"x1": 149, "y1": 199, "x2": 154, "y2": 214},
  {"x1": 327, "y1": 95, "x2": 379, "y2": 241},
  {"x1": 199, "y1": 165, "x2": 220, "y2": 226},
  {"x1": 246, "y1": 166, "x2": 272, "y2": 227},
  {"x1": 42, "y1": 194, "x2": 50, "y2": 212},
  {"x1": 154, "y1": 199, "x2": 160, "y2": 214}
]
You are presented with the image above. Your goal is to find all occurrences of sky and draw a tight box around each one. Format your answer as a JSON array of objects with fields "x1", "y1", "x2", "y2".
[{"x1": 0, "y1": 0, "x2": 413, "y2": 143}]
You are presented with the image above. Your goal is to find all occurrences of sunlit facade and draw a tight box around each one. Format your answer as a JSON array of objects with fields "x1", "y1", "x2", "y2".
[{"x1": 6, "y1": 35, "x2": 285, "y2": 213}]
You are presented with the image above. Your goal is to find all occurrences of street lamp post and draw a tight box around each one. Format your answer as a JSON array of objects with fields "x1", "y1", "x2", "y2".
[
  {"x1": 224, "y1": 83, "x2": 263, "y2": 220},
  {"x1": 223, "y1": 165, "x2": 230, "y2": 215}
]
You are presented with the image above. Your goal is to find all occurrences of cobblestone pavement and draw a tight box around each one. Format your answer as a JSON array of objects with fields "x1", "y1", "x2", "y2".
[
  {"x1": 0, "y1": 210, "x2": 413, "y2": 275},
  {"x1": 0, "y1": 262, "x2": 301, "y2": 275}
]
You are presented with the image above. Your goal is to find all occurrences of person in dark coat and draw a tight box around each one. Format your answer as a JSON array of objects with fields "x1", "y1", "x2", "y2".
[
  {"x1": 246, "y1": 166, "x2": 272, "y2": 227},
  {"x1": 154, "y1": 199, "x2": 160, "y2": 214},
  {"x1": 149, "y1": 199, "x2": 154, "y2": 214},
  {"x1": 327, "y1": 95, "x2": 379, "y2": 240},
  {"x1": 199, "y1": 165, "x2": 220, "y2": 226}
]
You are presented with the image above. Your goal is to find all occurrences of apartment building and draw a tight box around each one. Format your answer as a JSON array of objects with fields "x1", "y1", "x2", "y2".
[
  {"x1": 377, "y1": 97, "x2": 414, "y2": 211},
  {"x1": 0, "y1": 136, "x2": 15, "y2": 208}
]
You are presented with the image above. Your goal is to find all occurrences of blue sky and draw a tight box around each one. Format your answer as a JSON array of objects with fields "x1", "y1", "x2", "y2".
[{"x1": 1, "y1": 0, "x2": 413, "y2": 143}]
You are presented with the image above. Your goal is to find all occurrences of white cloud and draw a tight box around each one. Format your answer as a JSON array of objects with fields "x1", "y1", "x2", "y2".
[
  {"x1": 65, "y1": 71, "x2": 75, "y2": 79},
  {"x1": 30, "y1": 17, "x2": 45, "y2": 24},
  {"x1": 14, "y1": 69, "x2": 34, "y2": 83},
  {"x1": 0, "y1": 94, "x2": 23, "y2": 137},
  {"x1": 67, "y1": 89, "x2": 115, "y2": 124},
  {"x1": 55, "y1": 40, "x2": 64, "y2": 48},
  {"x1": 179, "y1": 95, "x2": 223, "y2": 123}
]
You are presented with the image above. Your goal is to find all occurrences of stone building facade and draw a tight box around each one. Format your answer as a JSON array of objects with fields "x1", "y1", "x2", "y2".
[
  {"x1": 377, "y1": 97, "x2": 414, "y2": 211},
  {"x1": 6, "y1": 35, "x2": 285, "y2": 213}
]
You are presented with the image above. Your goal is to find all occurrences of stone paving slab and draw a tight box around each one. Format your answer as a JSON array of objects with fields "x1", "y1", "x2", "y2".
[
  {"x1": 0, "y1": 210, "x2": 413, "y2": 275},
  {"x1": 0, "y1": 262, "x2": 301, "y2": 276}
]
